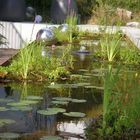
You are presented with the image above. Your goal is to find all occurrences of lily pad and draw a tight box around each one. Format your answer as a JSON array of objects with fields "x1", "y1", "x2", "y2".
[
  {"x1": 7, "y1": 102, "x2": 29, "y2": 107},
  {"x1": 0, "y1": 98, "x2": 14, "y2": 103},
  {"x1": 20, "y1": 100, "x2": 39, "y2": 105},
  {"x1": 40, "y1": 136, "x2": 63, "y2": 140},
  {"x1": 52, "y1": 97, "x2": 72, "y2": 101},
  {"x1": 26, "y1": 96, "x2": 43, "y2": 100},
  {"x1": 37, "y1": 110, "x2": 58, "y2": 116},
  {"x1": 10, "y1": 106, "x2": 32, "y2": 111},
  {"x1": 0, "y1": 132, "x2": 20, "y2": 139},
  {"x1": 63, "y1": 112, "x2": 86, "y2": 118},
  {"x1": 51, "y1": 100, "x2": 69, "y2": 105},
  {"x1": 47, "y1": 107, "x2": 66, "y2": 113},
  {"x1": 71, "y1": 99, "x2": 87, "y2": 103},
  {"x1": 85, "y1": 85, "x2": 104, "y2": 90},
  {"x1": 37, "y1": 107, "x2": 66, "y2": 116},
  {"x1": 48, "y1": 84, "x2": 63, "y2": 89},
  {"x1": 0, "y1": 119, "x2": 16, "y2": 126},
  {"x1": 77, "y1": 83, "x2": 91, "y2": 87},
  {"x1": 0, "y1": 107, "x2": 9, "y2": 111}
]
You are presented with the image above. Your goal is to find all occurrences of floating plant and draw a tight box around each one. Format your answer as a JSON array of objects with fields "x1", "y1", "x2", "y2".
[
  {"x1": 0, "y1": 119, "x2": 16, "y2": 127},
  {"x1": 7, "y1": 100, "x2": 39, "y2": 106},
  {"x1": 63, "y1": 112, "x2": 86, "y2": 118},
  {"x1": 85, "y1": 85, "x2": 104, "y2": 90},
  {"x1": 0, "y1": 132, "x2": 20, "y2": 139},
  {"x1": 20, "y1": 100, "x2": 39, "y2": 105},
  {"x1": 51, "y1": 100, "x2": 69, "y2": 105},
  {"x1": 37, "y1": 107, "x2": 66, "y2": 116},
  {"x1": 10, "y1": 106, "x2": 32, "y2": 111},
  {"x1": 26, "y1": 96, "x2": 43, "y2": 100},
  {"x1": 0, "y1": 98, "x2": 14, "y2": 103},
  {"x1": 7, "y1": 102, "x2": 29, "y2": 107},
  {"x1": 71, "y1": 99, "x2": 87, "y2": 103},
  {"x1": 47, "y1": 107, "x2": 66, "y2": 113},
  {"x1": 37, "y1": 110, "x2": 58, "y2": 116},
  {"x1": 0, "y1": 107, "x2": 9, "y2": 111},
  {"x1": 40, "y1": 136, "x2": 63, "y2": 140},
  {"x1": 52, "y1": 97, "x2": 72, "y2": 101}
]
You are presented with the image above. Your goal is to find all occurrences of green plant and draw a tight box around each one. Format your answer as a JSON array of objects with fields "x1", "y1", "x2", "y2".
[
  {"x1": 66, "y1": 14, "x2": 78, "y2": 43},
  {"x1": 100, "y1": 31, "x2": 122, "y2": 62},
  {"x1": 120, "y1": 46, "x2": 140, "y2": 65}
]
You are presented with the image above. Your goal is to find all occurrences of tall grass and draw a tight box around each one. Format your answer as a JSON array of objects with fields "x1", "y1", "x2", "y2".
[
  {"x1": 9, "y1": 42, "x2": 43, "y2": 80},
  {"x1": 66, "y1": 14, "x2": 78, "y2": 43},
  {"x1": 100, "y1": 31, "x2": 122, "y2": 62}
]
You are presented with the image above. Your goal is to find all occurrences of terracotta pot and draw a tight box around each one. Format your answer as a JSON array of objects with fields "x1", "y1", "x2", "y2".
[{"x1": 0, "y1": 0, "x2": 26, "y2": 22}]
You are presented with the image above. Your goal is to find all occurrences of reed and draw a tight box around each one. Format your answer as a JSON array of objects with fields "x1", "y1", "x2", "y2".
[{"x1": 100, "y1": 31, "x2": 122, "y2": 62}]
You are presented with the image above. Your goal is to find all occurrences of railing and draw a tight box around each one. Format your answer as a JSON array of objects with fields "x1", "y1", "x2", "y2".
[{"x1": 0, "y1": 21, "x2": 24, "y2": 49}]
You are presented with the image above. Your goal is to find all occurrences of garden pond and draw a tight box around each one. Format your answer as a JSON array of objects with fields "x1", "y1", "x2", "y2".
[{"x1": 0, "y1": 40, "x2": 140, "y2": 140}]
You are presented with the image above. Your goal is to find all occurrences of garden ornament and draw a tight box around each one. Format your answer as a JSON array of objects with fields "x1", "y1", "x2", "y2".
[
  {"x1": 34, "y1": 15, "x2": 42, "y2": 23},
  {"x1": 36, "y1": 28, "x2": 54, "y2": 41},
  {"x1": 26, "y1": 6, "x2": 36, "y2": 19}
]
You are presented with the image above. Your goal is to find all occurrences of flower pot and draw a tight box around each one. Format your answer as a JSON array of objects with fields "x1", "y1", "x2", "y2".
[
  {"x1": 51, "y1": 0, "x2": 78, "y2": 23},
  {"x1": 0, "y1": 0, "x2": 26, "y2": 22}
]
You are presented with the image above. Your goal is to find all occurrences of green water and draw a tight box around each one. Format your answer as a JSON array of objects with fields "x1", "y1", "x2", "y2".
[{"x1": 0, "y1": 44, "x2": 140, "y2": 140}]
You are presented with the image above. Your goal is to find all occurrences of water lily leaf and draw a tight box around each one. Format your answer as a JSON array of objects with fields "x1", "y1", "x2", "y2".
[
  {"x1": 47, "y1": 107, "x2": 66, "y2": 113},
  {"x1": 70, "y1": 74, "x2": 82, "y2": 79},
  {"x1": 37, "y1": 110, "x2": 58, "y2": 116},
  {"x1": 7, "y1": 102, "x2": 29, "y2": 106},
  {"x1": 20, "y1": 100, "x2": 39, "y2": 105},
  {"x1": 0, "y1": 107, "x2": 9, "y2": 111},
  {"x1": 0, "y1": 119, "x2": 16, "y2": 125},
  {"x1": 78, "y1": 69, "x2": 88, "y2": 72},
  {"x1": 52, "y1": 97, "x2": 72, "y2": 101},
  {"x1": 48, "y1": 84, "x2": 63, "y2": 89},
  {"x1": 63, "y1": 112, "x2": 86, "y2": 118},
  {"x1": 71, "y1": 99, "x2": 87, "y2": 103},
  {"x1": 0, "y1": 98, "x2": 14, "y2": 103},
  {"x1": 10, "y1": 106, "x2": 32, "y2": 111},
  {"x1": 40, "y1": 136, "x2": 63, "y2": 140},
  {"x1": 85, "y1": 85, "x2": 104, "y2": 90},
  {"x1": 0, "y1": 123, "x2": 4, "y2": 127},
  {"x1": 51, "y1": 100, "x2": 69, "y2": 105},
  {"x1": 77, "y1": 83, "x2": 91, "y2": 87},
  {"x1": 0, "y1": 132, "x2": 20, "y2": 139},
  {"x1": 26, "y1": 96, "x2": 43, "y2": 100}
]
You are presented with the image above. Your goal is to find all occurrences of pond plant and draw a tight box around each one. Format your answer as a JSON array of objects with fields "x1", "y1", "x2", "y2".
[
  {"x1": 0, "y1": 42, "x2": 73, "y2": 81},
  {"x1": 85, "y1": 65, "x2": 140, "y2": 139}
]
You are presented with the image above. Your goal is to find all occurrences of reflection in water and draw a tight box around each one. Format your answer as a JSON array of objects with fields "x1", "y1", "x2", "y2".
[{"x1": 0, "y1": 45, "x2": 140, "y2": 139}]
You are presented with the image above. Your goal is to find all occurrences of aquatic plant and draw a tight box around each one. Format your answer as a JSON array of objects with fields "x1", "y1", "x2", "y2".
[
  {"x1": 66, "y1": 14, "x2": 78, "y2": 43},
  {"x1": 63, "y1": 112, "x2": 86, "y2": 118},
  {"x1": 100, "y1": 31, "x2": 122, "y2": 62},
  {"x1": 40, "y1": 136, "x2": 63, "y2": 140}
]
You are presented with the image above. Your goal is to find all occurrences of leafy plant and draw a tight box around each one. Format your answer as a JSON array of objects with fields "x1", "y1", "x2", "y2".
[{"x1": 100, "y1": 31, "x2": 122, "y2": 62}]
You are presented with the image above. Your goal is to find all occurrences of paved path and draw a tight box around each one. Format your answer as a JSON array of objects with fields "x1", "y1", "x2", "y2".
[
  {"x1": 123, "y1": 27, "x2": 140, "y2": 49},
  {"x1": 0, "y1": 48, "x2": 18, "y2": 66}
]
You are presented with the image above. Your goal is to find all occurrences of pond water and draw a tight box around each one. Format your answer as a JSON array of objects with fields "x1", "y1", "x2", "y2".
[{"x1": 0, "y1": 42, "x2": 140, "y2": 140}]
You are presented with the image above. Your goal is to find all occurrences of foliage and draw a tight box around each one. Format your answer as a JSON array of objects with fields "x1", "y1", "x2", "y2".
[
  {"x1": 85, "y1": 65, "x2": 140, "y2": 139},
  {"x1": 6, "y1": 42, "x2": 73, "y2": 81},
  {"x1": 99, "y1": 31, "x2": 122, "y2": 62},
  {"x1": 120, "y1": 46, "x2": 140, "y2": 65}
]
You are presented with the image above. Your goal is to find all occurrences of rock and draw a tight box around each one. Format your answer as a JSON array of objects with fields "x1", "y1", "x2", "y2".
[
  {"x1": 126, "y1": 22, "x2": 140, "y2": 28},
  {"x1": 116, "y1": 8, "x2": 132, "y2": 20}
]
